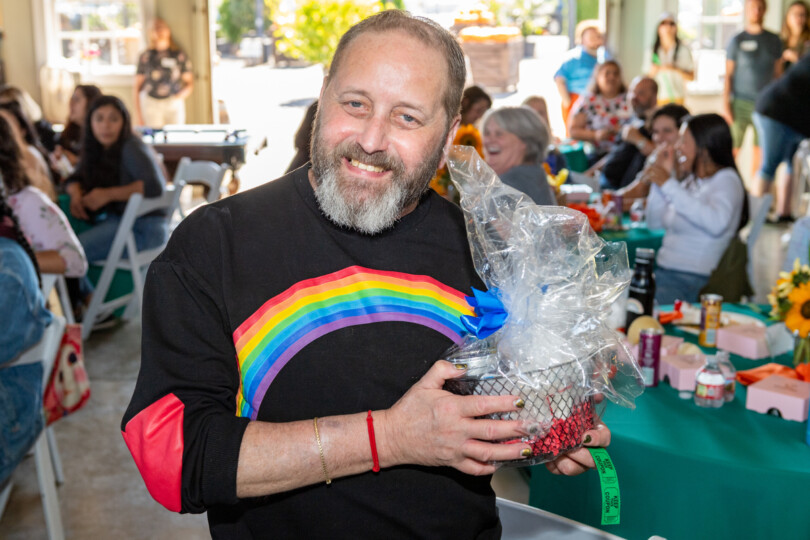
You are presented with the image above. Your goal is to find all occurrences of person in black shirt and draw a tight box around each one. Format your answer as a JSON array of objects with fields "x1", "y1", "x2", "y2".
[{"x1": 122, "y1": 10, "x2": 611, "y2": 539}]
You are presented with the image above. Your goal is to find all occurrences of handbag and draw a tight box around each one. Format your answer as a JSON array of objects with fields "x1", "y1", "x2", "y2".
[
  {"x1": 43, "y1": 323, "x2": 90, "y2": 425},
  {"x1": 698, "y1": 235, "x2": 754, "y2": 302}
]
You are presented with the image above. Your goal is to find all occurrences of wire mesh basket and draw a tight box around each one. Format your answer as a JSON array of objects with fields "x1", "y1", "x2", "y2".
[{"x1": 445, "y1": 359, "x2": 595, "y2": 466}]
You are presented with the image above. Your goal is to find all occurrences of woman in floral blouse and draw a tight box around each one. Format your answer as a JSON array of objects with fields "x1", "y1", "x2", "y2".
[
  {"x1": 0, "y1": 114, "x2": 87, "y2": 277},
  {"x1": 568, "y1": 60, "x2": 633, "y2": 164}
]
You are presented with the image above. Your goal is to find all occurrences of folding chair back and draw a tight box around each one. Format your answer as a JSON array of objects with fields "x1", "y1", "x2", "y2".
[
  {"x1": 173, "y1": 157, "x2": 229, "y2": 220},
  {"x1": 81, "y1": 186, "x2": 180, "y2": 339}
]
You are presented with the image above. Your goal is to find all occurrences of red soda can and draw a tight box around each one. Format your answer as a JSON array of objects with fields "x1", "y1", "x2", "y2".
[{"x1": 639, "y1": 328, "x2": 663, "y2": 387}]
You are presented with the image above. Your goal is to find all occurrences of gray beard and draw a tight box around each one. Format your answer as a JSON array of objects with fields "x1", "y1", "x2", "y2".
[
  {"x1": 313, "y1": 165, "x2": 411, "y2": 235},
  {"x1": 310, "y1": 124, "x2": 445, "y2": 235}
]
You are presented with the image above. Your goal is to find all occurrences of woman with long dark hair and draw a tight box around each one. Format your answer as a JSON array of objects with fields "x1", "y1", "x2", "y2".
[
  {"x1": 642, "y1": 113, "x2": 748, "y2": 303},
  {"x1": 644, "y1": 13, "x2": 694, "y2": 104},
  {"x1": 52, "y1": 84, "x2": 102, "y2": 176},
  {"x1": 0, "y1": 114, "x2": 87, "y2": 277},
  {"x1": 65, "y1": 95, "x2": 166, "y2": 265}
]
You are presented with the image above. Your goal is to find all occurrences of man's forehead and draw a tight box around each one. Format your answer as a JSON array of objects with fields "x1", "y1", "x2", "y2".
[
  {"x1": 328, "y1": 30, "x2": 449, "y2": 104},
  {"x1": 339, "y1": 30, "x2": 439, "y2": 69}
]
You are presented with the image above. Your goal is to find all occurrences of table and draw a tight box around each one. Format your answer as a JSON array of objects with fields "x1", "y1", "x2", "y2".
[
  {"x1": 140, "y1": 125, "x2": 248, "y2": 194},
  {"x1": 528, "y1": 304, "x2": 810, "y2": 540},
  {"x1": 599, "y1": 223, "x2": 665, "y2": 267}
]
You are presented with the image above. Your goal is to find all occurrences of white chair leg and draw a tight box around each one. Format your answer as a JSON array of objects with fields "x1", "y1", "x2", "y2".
[
  {"x1": 55, "y1": 277, "x2": 75, "y2": 325},
  {"x1": 34, "y1": 431, "x2": 65, "y2": 540},
  {"x1": 0, "y1": 481, "x2": 13, "y2": 517},
  {"x1": 46, "y1": 427, "x2": 64, "y2": 485}
]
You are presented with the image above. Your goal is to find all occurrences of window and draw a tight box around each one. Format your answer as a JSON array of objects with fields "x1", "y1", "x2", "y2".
[
  {"x1": 49, "y1": 0, "x2": 145, "y2": 75},
  {"x1": 679, "y1": 0, "x2": 744, "y2": 91}
]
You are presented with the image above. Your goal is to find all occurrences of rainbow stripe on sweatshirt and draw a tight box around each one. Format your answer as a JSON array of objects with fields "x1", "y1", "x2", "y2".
[{"x1": 232, "y1": 266, "x2": 474, "y2": 419}]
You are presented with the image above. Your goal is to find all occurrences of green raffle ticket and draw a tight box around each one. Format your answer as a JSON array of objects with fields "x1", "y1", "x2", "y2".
[{"x1": 588, "y1": 448, "x2": 620, "y2": 525}]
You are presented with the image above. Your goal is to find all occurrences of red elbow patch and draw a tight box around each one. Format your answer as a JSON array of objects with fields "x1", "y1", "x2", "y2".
[{"x1": 122, "y1": 393, "x2": 184, "y2": 512}]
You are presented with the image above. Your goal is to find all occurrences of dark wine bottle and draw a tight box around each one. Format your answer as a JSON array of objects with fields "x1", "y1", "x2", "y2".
[{"x1": 625, "y1": 248, "x2": 656, "y2": 329}]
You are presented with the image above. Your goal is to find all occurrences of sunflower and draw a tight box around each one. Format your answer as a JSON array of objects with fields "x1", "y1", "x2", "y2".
[
  {"x1": 454, "y1": 124, "x2": 484, "y2": 157},
  {"x1": 785, "y1": 283, "x2": 810, "y2": 338}
]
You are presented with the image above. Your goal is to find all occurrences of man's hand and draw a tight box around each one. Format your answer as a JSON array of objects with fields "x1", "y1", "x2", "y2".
[
  {"x1": 82, "y1": 188, "x2": 111, "y2": 212},
  {"x1": 545, "y1": 420, "x2": 611, "y2": 476},
  {"x1": 378, "y1": 361, "x2": 533, "y2": 476}
]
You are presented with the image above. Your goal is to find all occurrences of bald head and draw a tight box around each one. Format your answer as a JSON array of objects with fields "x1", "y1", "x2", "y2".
[{"x1": 629, "y1": 76, "x2": 658, "y2": 117}]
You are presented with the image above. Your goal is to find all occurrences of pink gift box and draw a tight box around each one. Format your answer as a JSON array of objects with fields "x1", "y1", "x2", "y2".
[
  {"x1": 716, "y1": 324, "x2": 769, "y2": 360},
  {"x1": 659, "y1": 354, "x2": 705, "y2": 392},
  {"x1": 746, "y1": 375, "x2": 810, "y2": 422},
  {"x1": 661, "y1": 335, "x2": 684, "y2": 356}
]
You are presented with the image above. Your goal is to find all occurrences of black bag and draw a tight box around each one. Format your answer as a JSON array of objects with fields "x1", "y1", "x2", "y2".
[{"x1": 698, "y1": 235, "x2": 754, "y2": 301}]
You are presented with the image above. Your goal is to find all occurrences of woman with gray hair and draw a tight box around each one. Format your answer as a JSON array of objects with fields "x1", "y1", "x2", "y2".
[{"x1": 482, "y1": 106, "x2": 557, "y2": 205}]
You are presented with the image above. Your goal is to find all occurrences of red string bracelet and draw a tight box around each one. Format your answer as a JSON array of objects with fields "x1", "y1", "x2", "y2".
[{"x1": 366, "y1": 410, "x2": 380, "y2": 473}]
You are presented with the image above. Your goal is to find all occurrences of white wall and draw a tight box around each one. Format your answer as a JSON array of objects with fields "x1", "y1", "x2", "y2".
[{"x1": 0, "y1": 0, "x2": 40, "y2": 102}]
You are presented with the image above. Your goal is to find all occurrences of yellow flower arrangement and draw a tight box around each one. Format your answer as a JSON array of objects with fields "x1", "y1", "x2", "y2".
[
  {"x1": 769, "y1": 259, "x2": 810, "y2": 365},
  {"x1": 785, "y1": 283, "x2": 810, "y2": 339},
  {"x1": 430, "y1": 125, "x2": 484, "y2": 201},
  {"x1": 454, "y1": 124, "x2": 484, "y2": 157}
]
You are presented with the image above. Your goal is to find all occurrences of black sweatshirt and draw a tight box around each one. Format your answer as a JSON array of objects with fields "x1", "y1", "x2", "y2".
[{"x1": 121, "y1": 166, "x2": 501, "y2": 539}]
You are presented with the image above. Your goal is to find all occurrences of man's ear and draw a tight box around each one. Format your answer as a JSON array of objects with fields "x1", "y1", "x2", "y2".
[
  {"x1": 319, "y1": 76, "x2": 328, "y2": 101},
  {"x1": 437, "y1": 115, "x2": 462, "y2": 169}
]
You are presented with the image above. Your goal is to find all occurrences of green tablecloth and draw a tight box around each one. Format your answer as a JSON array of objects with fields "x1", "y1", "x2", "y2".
[
  {"x1": 528, "y1": 304, "x2": 810, "y2": 540},
  {"x1": 559, "y1": 142, "x2": 588, "y2": 173},
  {"x1": 599, "y1": 225, "x2": 665, "y2": 267}
]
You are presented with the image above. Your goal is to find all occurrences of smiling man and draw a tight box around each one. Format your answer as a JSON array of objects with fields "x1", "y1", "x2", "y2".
[{"x1": 122, "y1": 10, "x2": 609, "y2": 539}]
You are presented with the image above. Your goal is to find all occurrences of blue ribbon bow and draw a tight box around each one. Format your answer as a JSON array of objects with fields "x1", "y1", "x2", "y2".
[{"x1": 461, "y1": 287, "x2": 508, "y2": 338}]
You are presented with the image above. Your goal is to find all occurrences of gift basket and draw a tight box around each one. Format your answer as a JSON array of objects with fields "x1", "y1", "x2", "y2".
[{"x1": 443, "y1": 146, "x2": 644, "y2": 466}]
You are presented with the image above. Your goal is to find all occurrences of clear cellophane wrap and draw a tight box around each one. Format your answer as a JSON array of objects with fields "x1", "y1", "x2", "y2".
[{"x1": 442, "y1": 146, "x2": 644, "y2": 466}]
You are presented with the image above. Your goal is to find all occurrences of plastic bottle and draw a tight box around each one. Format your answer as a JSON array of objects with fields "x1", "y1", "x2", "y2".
[
  {"x1": 716, "y1": 350, "x2": 736, "y2": 402},
  {"x1": 694, "y1": 355, "x2": 725, "y2": 408},
  {"x1": 630, "y1": 199, "x2": 646, "y2": 228},
  {"x1": 625, "y1": 248, "x2": 656, "y2": 330}
]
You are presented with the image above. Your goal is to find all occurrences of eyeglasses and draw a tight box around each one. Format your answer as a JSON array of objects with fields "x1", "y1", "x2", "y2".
[{"x1": 661, "y1": 20, "x2": 676, "y2": 26}]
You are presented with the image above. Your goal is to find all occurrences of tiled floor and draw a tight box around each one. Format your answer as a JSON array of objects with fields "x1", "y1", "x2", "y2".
[{"x1": 0, "y1": 221, "x2": 788, "y2": 539}]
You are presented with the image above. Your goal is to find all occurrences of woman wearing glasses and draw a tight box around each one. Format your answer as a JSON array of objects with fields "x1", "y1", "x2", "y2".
[{"x1": 644, "y1": 13, "x2": 695, "y2": 105}]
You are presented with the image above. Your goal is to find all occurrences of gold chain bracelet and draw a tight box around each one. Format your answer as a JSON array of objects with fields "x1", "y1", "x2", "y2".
[{"x1": 313, "y1": 417, "x2": 331, "y2": 485}]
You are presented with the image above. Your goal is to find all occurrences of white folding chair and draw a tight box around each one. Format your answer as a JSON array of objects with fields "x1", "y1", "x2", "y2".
[
  {"x1": 0, "y1": 316, "x2": 67, "y2": 540},
  {"x1": 81, "y1": 186, "x2": 181, "y2": 339},
  {"x1": 746, "y1": 193, "x2": 773, "y2": 286},
  {"x1": 39, "y1": 275, "x2": 74, "y2": 486},
  {"x1": 172, "y1": 156, "x2": 230, "y2": 220}
]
